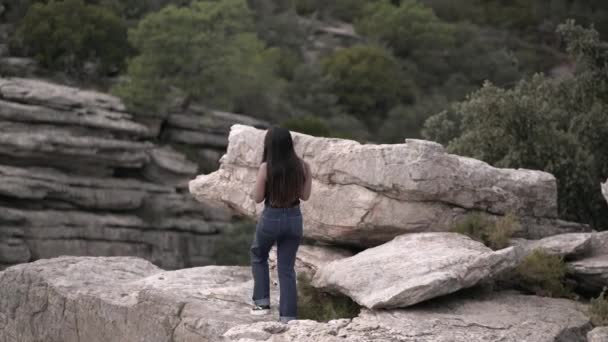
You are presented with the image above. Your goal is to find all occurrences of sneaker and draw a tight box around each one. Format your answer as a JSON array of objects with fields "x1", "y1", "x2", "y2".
[{"x1": 250, "y1": 305, "x2": 271, "y2": 315}]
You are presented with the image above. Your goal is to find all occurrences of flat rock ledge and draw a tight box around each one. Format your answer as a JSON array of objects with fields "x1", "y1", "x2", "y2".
[
  {"x1": 0, "y1": 257, "x2": 272, "y2": 342},
  {"x1": 0, "y1": 257, "x2": 592, "y2": 342},
  {"x1": 223, "y1": 291, "x2": 591, "y2": 342}
]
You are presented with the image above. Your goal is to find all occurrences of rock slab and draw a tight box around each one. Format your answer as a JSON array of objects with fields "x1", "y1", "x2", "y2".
[
  {"x1": 0, "y1": 256, "x2": 272, "y2": 342},
  {"x1": 223, "y1": 291, "x2": 591, "y2": 342},
  {"x1": 312, "y1": 233, "x2": 518, "y2": 309}
]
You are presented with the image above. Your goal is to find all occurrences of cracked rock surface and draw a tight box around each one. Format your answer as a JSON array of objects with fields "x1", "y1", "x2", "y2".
[
  {"x1": 0, "y1": 256, "x2": 273, "y2": 342},
  {"x1": 223, "y1": 290, "x2": 591, "y2": 342}
]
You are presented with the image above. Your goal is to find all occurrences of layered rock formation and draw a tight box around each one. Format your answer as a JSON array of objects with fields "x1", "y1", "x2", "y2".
[
  {"x1": 0, "y1": 77, "x2": 267, "y2": 269},
  {"x1": 0, "y1": 256, "x2": 593, "y2": 342},
  {"x1": 567, "y1": 231, "x2": 608, "y2": 292},
  {"x1": 190, "y1": 125, "x2": 588, "y2": 246}
]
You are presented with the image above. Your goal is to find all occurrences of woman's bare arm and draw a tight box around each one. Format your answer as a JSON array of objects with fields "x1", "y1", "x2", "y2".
[
  {"x1": 300, "y1": 160, "x2": 312, "y2": 201},
  {"x1": 253, "y1": 163, "x2": 267, "y2": 203}
]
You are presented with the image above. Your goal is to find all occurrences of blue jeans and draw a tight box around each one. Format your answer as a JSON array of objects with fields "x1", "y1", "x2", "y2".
[{"x1": 250, "y1": 205, "x2": 303, "y2": 322}]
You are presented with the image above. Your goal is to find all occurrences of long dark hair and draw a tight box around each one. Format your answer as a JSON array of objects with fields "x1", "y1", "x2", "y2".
[{"x1": 262, "y1": 126, "x2": 305, "y2": 207}]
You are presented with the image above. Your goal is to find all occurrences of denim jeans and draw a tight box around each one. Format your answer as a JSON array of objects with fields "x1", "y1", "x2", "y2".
[{"x1": 250, "y1": 205, "x2": 303, "y2": 322}]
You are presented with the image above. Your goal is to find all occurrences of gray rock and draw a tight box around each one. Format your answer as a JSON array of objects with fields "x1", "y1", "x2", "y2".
[
  {"x1": 602, "y1": 179, "x2": 607, "y2": 205},
  {"x1": 221, "y1": 125, "x2": 559, "y2": 217},
  {"x1": 0, "y1": 201, "x2": 232, "y2": 269},
  {"x1": 0, "y1": 257, "x2": 273, "y2": 342},
  {"x1": 0, "y1": 165, "x2": 170, "y2": 211},
  {"x1": 312, "y1": 233, "x2": 518, "y2": 309},
  {"x1": 588, "y1": 327, "x2": 608, "y2": 342},
  {"x1": 0, "y1": 77, "x2": 126, "y2": 112},
  {"x1": 510, "y1": 233, "x2": 593, "y2": 258},
  {"x1": 0, "y1": 122, "x2": 151, "y2": 170},
  {"x1": 568, "y1": 255, "x2": 608, "y2": 293},
  {"x1": 590, "y1": 231, "x2": 608, "y2": 256},
  {"x1": 167, "y1": 107, "x2": 268, "y2": 133},
  {"x1": 566, "y1": 232, "x2": 608, "y2": 293},
  {"x1": 142, "y1": 146, "x2": 198, "y2": 186},
  {"x1": 0, "y1": 99, "x2": 153, "y2": 137},
  {"x1": 163, "y1": 128, "x2": 228, "y2": 148},
  {"x1": 223, "y1": 291, "x2": 591, "y2": 342}
]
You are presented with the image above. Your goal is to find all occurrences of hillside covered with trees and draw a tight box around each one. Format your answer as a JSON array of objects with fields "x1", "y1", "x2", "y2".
[{"x1": 1, "y1": 0, "x2": 607, "y2": 228}]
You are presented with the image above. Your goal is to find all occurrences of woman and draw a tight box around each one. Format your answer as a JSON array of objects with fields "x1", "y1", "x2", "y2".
[{"x1": 249, "y1": 126, "x2": 312, "y2": 323}]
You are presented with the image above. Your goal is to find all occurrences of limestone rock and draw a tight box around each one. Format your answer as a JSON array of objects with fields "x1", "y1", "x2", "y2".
[
  {"x1": 163, "y1": 128, "x2": 228, "y2": 148},
  {"x1": 312, "y1": 233, "x2": 518, "y2": 309},
  {"x1": 566, "y1": 231, "x2": 608, "y2": 293},
  {"x1": 0, "y1": 201, "x2": 232, "y2": 269},
  {"x1": 588, "y1": 327, "x2": 608, "y2": 342},
  {"x1": 221, "y1": 125, "x2": 558, "y2": 217},
  {"x1": 568, "y1": 255, "x2": 608, "y2": 293},
  {"x1": 190, "y1": 125, "x2": 586, "y2": 246},
  {"x1": 143, "y1": 146, "x2": 198, "y2": 186},
  {"x1": 0, "y1": 98, "x2": 153, "y2": 137},
  {"x1": 0, "y1": 77, "x2": 125, "y2": 113},
  {"x1": 0, "y1": 256, "x2": 273, "y2": 342},
  {"x1": 0, "y1": 122, "x2": 151, "y2": 170},
  {"x1": 223, "y1": 291, "x2": 591, "y2": 342},
  {"x1": 510, "y1": 233, "x2": 593, "y2": 259},
  {"x1": 0, "y1": 165, "x2": 170, "y2": 211},
  {"x1": 269, "y1": 244, "x2": 352, "y2": 279},
  {"x1": 167, "y1": 107, "x2": 268, "y2": 133}
]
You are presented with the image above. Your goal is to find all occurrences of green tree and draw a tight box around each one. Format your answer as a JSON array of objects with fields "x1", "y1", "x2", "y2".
[
  {"x1": 16, "y1": 0, "x2": 129, "y2": 76},
  {"x1": 113, "y1": 0, "x2": 282, "y2": 116},
  {"x1": 322, "y1": 45, "x2": 413, "y2": 128},
  {"x1": 356, "y1": 0, "x2": 455, "y2": 60},
  {"x1": 423, "y1": 22, "x2": 608, "y2": 228}
]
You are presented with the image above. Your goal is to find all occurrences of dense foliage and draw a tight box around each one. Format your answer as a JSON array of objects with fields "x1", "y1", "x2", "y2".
[
  {"x1": 424, "y1": 21, "x2": 608, "y2": 228},
  {"x1": 5, "y1": 0, "x2": 608, "y2": 227},
  {"x1": 113, "y1": 0, "x2": 282, "y2": 116},
  {"x1": 14, "y1": 0, "x2": 129, "y2": 76}
]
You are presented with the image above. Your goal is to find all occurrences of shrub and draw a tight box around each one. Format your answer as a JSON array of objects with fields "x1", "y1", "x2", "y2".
[
  {"x1": 113, "y1": 0, "x2": 281, "y2": 115},
  {"x1": 424, "y1": 22, "x2": 608, "y2": 229},
  {"x1": 212, "y1": 221, "x2": 255, "y2": 266},
  {"x1": 514, "y1": 249, "x2": 572, "y2": 298},
  {"x1": 16, "y1": 0, "x2": 129, "y2": 76},
  {"x1": 322, "y1": 45, "x2": 412, "y2": 129},
  {"x1": 590, "y1": 288, "x2": 608, "y2": 326},
  {"x1": 297, "y1": 274, "x2": 360, "y2": 322},
  {"x1": 451, "y1": 213, "x2": 520, "y2": 250}
]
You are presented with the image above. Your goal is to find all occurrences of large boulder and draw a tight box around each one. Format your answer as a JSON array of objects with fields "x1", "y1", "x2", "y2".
[
  {"x1": 0, "y1": 256, "x2": 272, "y2": 342},
  {"x1": 190, "y1": 125, "x2": 587, "y2": 247},
  {"x1": 312, "y1": 233, "x2": 517, "y2": 309},
  {"x1": 223, "y1": 291, "x2": 591, "y2": 342}
]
